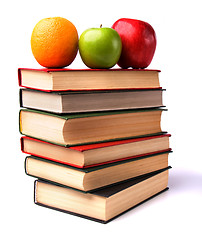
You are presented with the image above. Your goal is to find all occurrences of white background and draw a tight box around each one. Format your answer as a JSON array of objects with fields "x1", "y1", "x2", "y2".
[{"x1": 1, "y1": 0, "x2": 202, "y2": 239}]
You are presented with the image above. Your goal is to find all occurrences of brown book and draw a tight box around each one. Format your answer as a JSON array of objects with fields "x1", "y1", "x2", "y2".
[
  {"x1": 20, "y1": 88, "x2": 164, "y2": 114},
  {"x1": 34, "y1": 167, "x2": 171, "y2": 223},
  {"x1": 25, "y1": 151, "x2": 171, "y2": 192},
  {"x1": 18, "y1": 68, "x2": 160, "y2": 91},
  {"x1": 21, "y1": 134, "x2": 171, "y2": 168},
  {"x1": 19, "y1": 108, "x2": 165, "y2": 146}
]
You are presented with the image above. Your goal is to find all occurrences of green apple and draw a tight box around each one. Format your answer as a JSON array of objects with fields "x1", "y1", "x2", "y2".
[{"x1": 79, "y1": 26, "x2": 122, "y2": 69}]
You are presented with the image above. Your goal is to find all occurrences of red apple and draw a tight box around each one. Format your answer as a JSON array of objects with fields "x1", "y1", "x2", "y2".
[{"x1": 112, "y1": 18, "x2": 157, "y2": 69}]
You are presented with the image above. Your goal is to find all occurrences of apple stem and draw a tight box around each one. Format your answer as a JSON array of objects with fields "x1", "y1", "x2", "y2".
[{"x1": 100, "y1": 24, "x2": 102, "y2": 28}]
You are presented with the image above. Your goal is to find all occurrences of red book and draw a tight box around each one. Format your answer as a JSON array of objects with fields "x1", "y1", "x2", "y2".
[
  {"x1": 18, "y1": 68, "x2": 161, "y2": 91},
  {"x1": 21, "y1": 134, "x2": 171, "y2": 168}
]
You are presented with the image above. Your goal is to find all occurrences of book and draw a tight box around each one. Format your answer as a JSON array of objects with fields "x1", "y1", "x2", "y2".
[
  {"x1": 21, "y1": 134, "x2": 171, "y2": 168},
  {"x1": 34, "y1": 167, "x2": 171, "y2": 223},
  {"x1": 18, "y1": 68, "x2": 160, "y2": 91},
  {"x1": 19, "y1": 108, "x2": 165, "y2": 146},
  {"x1": 20, "y1": 88, "x2": 164, "y2": 114},
  {"x1": 25, "y1": 150, "x2": 171, "y2": 192}
]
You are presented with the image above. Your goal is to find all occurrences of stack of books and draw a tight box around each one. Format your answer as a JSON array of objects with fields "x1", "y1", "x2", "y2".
[{"x1": 18, "y1": 68, "x2": 172, "y2": 223}]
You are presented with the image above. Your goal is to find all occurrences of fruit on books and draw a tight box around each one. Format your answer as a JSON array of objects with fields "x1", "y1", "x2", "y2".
[
  {"x1": 79, "y1": 25, "x2": 122, "y2": 69},
  {"x1": 112, "y1": 18, "x2": 156, "y2": 69},
  {"x1": 31, "y1": 17, "x2": 78, "y2": 68}
]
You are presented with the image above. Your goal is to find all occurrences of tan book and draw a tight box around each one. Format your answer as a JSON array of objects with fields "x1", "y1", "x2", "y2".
[
  {"x1": 25, "y1": 151, "x2": 171, "y2": 192},
  {"x1": 21, "y1": 134, "x2": 171, "y2": 168},
  {"x1": 19, "y1": 108, "x2": 165, "y2": 146},
  {"x1": 34, "y1": 167, "x2": 171, "y2": 223},
  {"x1": 18, "y1": 68, "x2": 160, "y2": 91}
]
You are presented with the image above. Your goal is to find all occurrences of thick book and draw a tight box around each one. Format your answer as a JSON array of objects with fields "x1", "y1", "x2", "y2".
[
  {"x1": 21, "y1": 134, "x2": 171, "y2": 168},
  {"x1": 20, "y1": 88, "x2": 164, "y2": 114},
  {"x1": 25, "y1": 150, "x2": 171, "y2": 192},
  {"x1": 34, "y1": 167, "x2": 171, "y2": 223},
  {"x1": 18, "y1": 68, "x2": 161, "y2": 91},
  {"x1": 19, "y1": 108, "x2": 165, "y2": 146}
]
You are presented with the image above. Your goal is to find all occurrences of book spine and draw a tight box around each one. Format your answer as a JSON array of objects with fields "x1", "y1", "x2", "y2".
[
  {"x1": 19, "y1": 89, "x2": 23, "y2": 107},
  {"x1": 18, "y1": 68, "x2": 22, "y2": 87},
  {"x1": 19, "y1": 110, "x2": 22, "y2": 134}
]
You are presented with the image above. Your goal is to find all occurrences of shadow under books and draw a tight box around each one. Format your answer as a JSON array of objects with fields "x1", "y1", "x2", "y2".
[{"x1": 169, "y1": 168, "x2": 202, "y2": 193}]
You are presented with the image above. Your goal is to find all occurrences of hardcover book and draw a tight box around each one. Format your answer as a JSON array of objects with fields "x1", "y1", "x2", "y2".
[
  {"x1": 25, "y1": 150, "x2": 171, "y2": 192},
  {"x1": 20, "y1": 88, "x2": 164, "y2": 113},
  {"x1": 18, "y1": 68, "x2": 160, "y2": 91},
  {"x1": 19, "y1": 108, "x2": 165, "y2": 146},
  {"x1": 34, "y1": 167, "x2": 171, "y2": 223},
  {"x1": 21, "y1": 134, "x2": 171, "y2": 168}
]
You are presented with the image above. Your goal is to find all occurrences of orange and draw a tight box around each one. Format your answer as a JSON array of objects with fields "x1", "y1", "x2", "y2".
[{"x1": 31, "y1": 17, "x2": 78, "y2": 68}]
